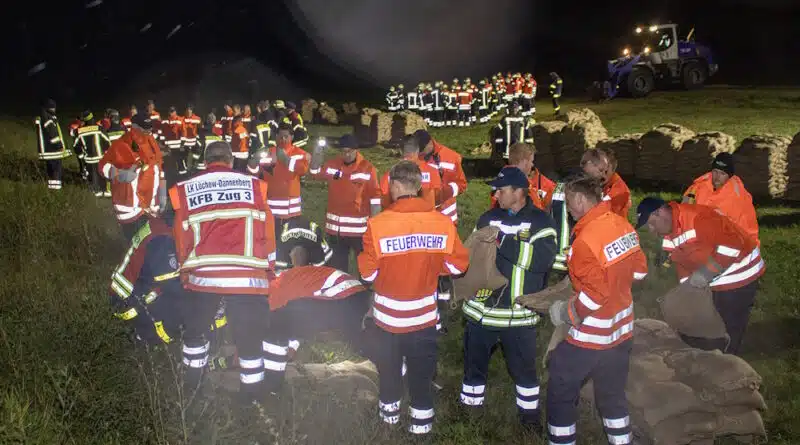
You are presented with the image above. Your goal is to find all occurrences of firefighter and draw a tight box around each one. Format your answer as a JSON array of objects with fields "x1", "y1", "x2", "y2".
[
  {"x1": 247, "y1": 123, "x2": 309, "y2": 242},
  {"x1": 431, "y1": 81, "x2": 445, "y2": 128},
  {"x1": 168, "y1": 141, "x2": 277, "y2": 401},
  {"x1": 145, "y1": 100, "x2": 162, "y2": 141},
  {"x1": 230, "y1": 115, "x2": 250, "y2": 172},
  {"x1": 282, "y1": 102, "x2": 309, "y2": 148},
  {"x1": 489, "y1": 143, "x2": 557, "y2": 212},
  {"x1": 274, "y1": 216, "x2": 332, "y2": 274},
  {"x1": 67, "y1": 114, "x2": 89, "y2": 184},
  {"x1": 491, "y1": 101, "x2": 534, "y2": 161},
  {"x1": 98, "y1": 109, "x2": 112, "y2": 131},
  {"x1": 221, "y1": 101, "x2": 235, "y2": 142},
  {"x1": 457, "y1": 80, "x2": 473, "y2": 127},
  {"x1": 396, "y1": 84, "x2": 406, "y2": 110},
  {"x1": 503, "y1": 74, "x2": 516, "y2": 109},
  {"x1": 683, "y1": 153, "x2": 759, "y2": 244},
  {"x1": 99, "y1": 114, "x2": 166, "y2": 241},
  {"x1": 514, "y1": 72, "x2": 525, "y2": 103},
  {"x1": 242, "y1": 104, "x2": 255, "y2": 141},
  {"x1": 105, "y1": 110, "x2": 127, "y2": 143},
  {"x1": 122, "y1": 105, "x2": 137, "y2": 132},
  {"x1": 407, "y1": 83, "x2": 421, "y2": 114},
  {"x1": 445, "y1": 84, "x2": 458, "y2": 127},
  {"x1": 549, "y1": 180, "x2": 572, "y2": 272},
  {"x1": 549, "y1": 72, "x2": 563, "y2": 116},
  {"x1": 309, "y1": 134, "x2": 381, "y2": 273},
  {"x1": 254, "y1": 101, "x2": 276, "y2": 150},
  {"x1": 74, "y1": 110, "x2": 112, "y2": 197},
  {"x1": 581, "y1": 148, "x2": 632, "y2": 219},
  {"x1": 521, "y1": 74, "x2": 537, "y2": 117},
  {"x1": 195, "y1": 113, "x2": 222, "y2": 172},
  {"x1": 34, "y1": 99, "x2": 70, "y2": 191},
  {"x1": 420, "y1": 83, "x2": 433, "y2": 124},
  {"x1": 380, "y1": 135, "x2": 442, "y2": 211},
  {"x1": 461, "y1": 167, "x2": 557, "y2": 433},
  {"x1": 386, "y1": 86, "x2": 400, "y2": 112},
  {"x1": 182, "y1": 105, "x2": 202, "y2": 172},
  {"x1": 358, "y1": 160, "x2": 469, "y2": 435},
  {"x1": 637, "y1": 196, "x2": 765, "y2": 355},
  {"x1": 493, "y1": 75, "x2": 505, "y2": 113},
  {"x1": 543, "y1": 175, "x2": 647, "y2": 445},
  {"x1": 162, "y1": 106, "x2": 187, "y2": 176}
]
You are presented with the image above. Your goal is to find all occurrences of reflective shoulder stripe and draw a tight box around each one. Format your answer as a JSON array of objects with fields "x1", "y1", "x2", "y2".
[{"x1": 153, "y1": 271, "x2": 180, "y2": 282}]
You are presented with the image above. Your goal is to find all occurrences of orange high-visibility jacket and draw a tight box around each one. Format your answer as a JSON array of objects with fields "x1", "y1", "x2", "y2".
[
  {"x1": 420, "y1": 140, "x2": 467, "y2": 223},
  {"x1": 269, "y1": 266, "x2": 366, "y2": 311},
  {"x1": 683, "y1": 173, "x2": 760, "y2": 244},
  {"x1": 603, "y1": 173, "x2": 632, "y2": 219},
  {"x1": 182, "y1": 114, "x2": 201, "y2": 146},
  {"x1": 248, "y1": 144, "x2": 309, "y2": 219},
  {"x1": 231, "y1": 124, "x2": 250, "y2": 159},
  {"x1": 161, "y1": 114, "x2": 184, "y2": 150},
  {"x1": 380, "y1": 159, "x2": 442, "y2": 210}
]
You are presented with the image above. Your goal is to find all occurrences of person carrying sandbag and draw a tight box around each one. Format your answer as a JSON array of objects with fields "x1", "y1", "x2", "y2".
[
  {"x1": 546, "y1": 175, "x2": 648, "y2": 445},
  {"x1": 636, "y1": 197, "x2": 765, "y2": 355}
]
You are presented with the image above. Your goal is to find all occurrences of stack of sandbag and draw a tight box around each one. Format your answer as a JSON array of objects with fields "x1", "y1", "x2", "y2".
[
  {"x1": 530, "y1": 121, "x2": 566, "y2": 175},
  {"x1": 390, "y1": 110, "x2": 427, "y2": 144},
  {"x1": 626, "y1": 319, "x2": 767, "y2": 445},
  {"x1": 734, "y1": 134, "x2": 792, "y2": 199},
  {"x1": 452, "y1": 226, "x2": 508, "y2": 303},
  {"x1": 675, "y1": 132, "x2": 737, "y2": 188},
  {"x1": 638, "y1": 124, "x2": 696, "y2": 182},
  {"x1": 318, "y1": 102, "x2": 339, "y2": 125},
  {"x1": 658, "y1": 283, "x2": 729, "y2": 344},
  {"x1": 786, "y1": 131, "x2": 800, "y2": 201},
  {"x1": 596, "y1": 133, "x2": 641, "y2": 179},
  {"x1": 470, "y1": 142, "x2": 493, "y2": 157},
  {"x1": 353, "y1": 108, "x2": 383, "y2": 147},
  {"x1": 554, "y1": 108, "x2": 609, "y2": 172},
  {"x1": 300, "y1": 98, "x2": 319, "y2": 124}
]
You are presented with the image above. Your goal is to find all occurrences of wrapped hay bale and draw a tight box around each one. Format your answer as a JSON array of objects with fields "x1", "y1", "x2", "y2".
[
  {"x1": 531, "y1": 121, "x2": 566, "y2": 174},
  {"x1": 786, "y1": 132, "x2": 800, "y2": 201},
  {"x1": 317, "y1": 102, "x2": 339, "y2": 125},
  {"x1": 452, "y1": 227, "x2": 508, "y2": 302},
  {"x1": 638, "y1": 124, "x2": 696, "y2": 182},
  {"x1": 675, "y1": 132, "x2": 737, "y2": 188},
  {"x1": 664, "y1": 349, "x2": 762, "y2": 393},
  {"x1": 632, "y1": 318, "x2": 689, "y2": 356},
  {"x1": 353, "y1": 108, "x2": 383, "y2": 146},
  {"x1": 556, "y1": 107, "x2": 603, "y2": 126},
  {"x1": 555, "y1": 111, "x2": 609, "y2": 172},
  {"x1": 390, "y1": 110, "x2": 427, "y2": 143},
  {"x1": 470, "y1": 142, "x2": 493, "y2": 157},
  {"x1": 300, "y1": 98, "x2": 319, "y2": 124},
  {"x1": 596, "y1": 133, "x2": 641, "y2": 179},
  {"x1": 734, "y1": 134, "x2": 791, "y2": 199},
  {"x1": 373, "y1": 111, "x2": 394, "y2": 144},
  {"x1": 658, "y1": 283, "x2": 729, "y2": 342}
]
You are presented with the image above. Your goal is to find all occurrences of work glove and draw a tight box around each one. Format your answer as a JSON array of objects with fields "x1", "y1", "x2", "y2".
[
  {"x1": 549, "y1": 300, "x2": 569, "y2": 327},
  {"x1": 689, "y1": 266, "x2": 716, "y2": 289},
  {"x1": 111, "y1": 165, "x2": 138, "y2": 183}
]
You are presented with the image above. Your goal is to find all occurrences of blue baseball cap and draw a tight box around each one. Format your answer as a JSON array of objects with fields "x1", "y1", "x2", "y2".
[
  {"x1": 337, "y1": 134, "x2": 358, "y2": 149},
  {"x1": 487, "y1": 167, "x2": 529, "y2": 189},
  {"x1": 636, "y1": 197, "x2": 666, "y2": 229}
]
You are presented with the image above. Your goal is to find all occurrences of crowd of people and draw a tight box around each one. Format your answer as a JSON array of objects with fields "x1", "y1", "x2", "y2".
[
  {"x1": 33, "y1": 95, "x2": 765, "y2": 442},
  {"x1": 385, "y1": 71, "x2": 564, "y2": 128}
]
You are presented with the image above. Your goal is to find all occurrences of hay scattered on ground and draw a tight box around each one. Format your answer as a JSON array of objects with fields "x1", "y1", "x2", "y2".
[{"x1": 734, "y1": 134, "x2": 792, "y2": 198}]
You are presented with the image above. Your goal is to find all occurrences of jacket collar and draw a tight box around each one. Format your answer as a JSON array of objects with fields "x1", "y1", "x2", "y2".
[
  {"x1": 573, "y1": 201, "x2": 613, "y2": 235},
  {"x1": 388, "y1": 196, "x2": 435, "y2": 212}
]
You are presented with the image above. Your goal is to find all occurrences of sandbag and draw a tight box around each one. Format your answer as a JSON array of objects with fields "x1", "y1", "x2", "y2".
[
  {"x1": 353, "y1": 108, "x2": 383, "y2": 146},
  {"x1": 632, "y1": 318, "x2": 689, "y2": 356},
  {"x1": 530, "y1": 121, "x2": 565, "y2": 174},
  {"x1": 626, "y1": 380, "x2": 714, "y2": 426},
  {"x1": 716, "y1": 407, "x2": 767, "y2": 440},
  {"x1": 629, "y1": 353, "x2": 676, "y2": 382},
  {"x1": 734, "y1": 134, "x2": 791, "y2": 199},
  {"x1": 650, "y1": 412, "x2": 718, "y2": 445},
  {"x1": 516, "y1": 275, "x2": 573, "y2": 312},
  {"x1": 664, "y1": 349, "x2": 762, "y2": 393},
  {"x1": 545, "y1": 324, "x2": 569, "y2": 364},
  {"x1": 300, "y1": 98, "x2": 319, "y2": 124},
  {"x1": 696, "y1": 387, "x2": 767, "y2": 411},
  {"x1": 638, "y1": 124, "x2": 696, "y2": 182},
  {"x1": 452, "y1": 227, "x2": 508, "y2": 302},
  {"x1": 596, "y1": 133, "x2": 641, "y2": 179},
  {"x1": 658, "y1": 283, "x2": 729, "y2": 341},
  {"x1": 340, "y1": 102, "x2": 361, "y2": 125},
  {"x1": 675, "y1": 131, "x2": 736, "y2": 188},
  {"x1": 318, "y1": 102, "x2": 339, "y2": 125}
]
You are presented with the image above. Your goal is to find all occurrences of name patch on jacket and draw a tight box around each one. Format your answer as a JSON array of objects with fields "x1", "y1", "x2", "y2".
[
  {"x1": 603, "y1": 232, "x2": 640, "y2": 262},
  {"x1": 421, "y1": 172, "x2": 431, "y2": 183},
  {"x1": 185, "y1": 178, "x2": 255, "y2": 210},
  {"x1": 380, "y1": 234, "x2": 447, "y2": 254}
]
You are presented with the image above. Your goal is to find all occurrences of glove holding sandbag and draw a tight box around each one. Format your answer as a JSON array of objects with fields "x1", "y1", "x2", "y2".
[{"x1": 689, "y1": 265, "x2": 717, "y2": 289}]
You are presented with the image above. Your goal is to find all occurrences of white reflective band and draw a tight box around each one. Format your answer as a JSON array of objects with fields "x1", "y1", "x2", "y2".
[
  {"x1": 379, "y1": 400, "x2": 401, "y2": 412},
  {"x1": 449, "y1": 182, "x2": 459, "y2": 197},
  {"x1": 488, "y1": 220, "x2": 531, "y2": 234},
  {"x1": 288, "y1": 340, "x2": 300, "y2": 350},
  {"x1": 602, "y1": 195, "x2": 611, "y2": 201},
  {"x1": 603, "y1": 416, "x2": 630, "y2": 428},
  {"x1": 460, "y1": 394, "x2": 485, "y2": 406},
  {"x1": 569, "y1": 321, "x2": 633, "y2": 345},
  {"x1": 263, "y1": 359, "x2": 287, "y2": 371},
  {"x1": 712, "y1": 259, "x2": 764, "y2": 287},
  {"x1": 325, "y1": 223, "x2": 367, "y2": 234},
  {"x1": 439, "y1": 161, "x2": 455, "y2": 170},
  {"x1": 409, "y1": 424, "x2": 432, "y2": 435},
  {"x1": 716, "y1": 245, "x2": 741, "y2": 257},
  {"x1": 670, "y1": 229, "x2": 697, "y2": 248},
  {"x1": 462, "y1": 384, "x2": 486, "y2": 394},
  {"x1": 326, "y1": 213, "x2": 368, "y2": 224},
  {"x1": 440, "y1": 202, "x2": 457, "y2": 215},
  {"x1": 548, "y1": 424, "x2": 577, "y2": 436},
  {"x1": 187, "y1": 275, "x2": 269, "y2": 289},
  {"x1": 362, "y1": 270, "x2": 378, "y2": 282},
  {"x1": 373, "y1": 307, "x2": 438, "y2": 328},
  {"x1": 370, "y1": 198, "x2": 381, "y2": 205},
  {"x1": 633, "y1": 272, "x2": 647, "y2": 280},
  {"x1": 578, "y1": 291, "x2": 602, "y2": 310},
  {"x1": 409, "y1": 407, "x2": 434, "y2": 420},
  {"x1": 321, "y1": 270, "x2": 346, "y2": 290},
  {"x1": 183, "y1": 357, "x2": 208, "y2": 368},
  {"x1": 240, "y1": 372, "x2": 265, "y2": 384},
  {"x1": 608, "y1": 433, "x2": 632, "y2": 445},
  {"x1": 262, "y1": 342, "x2": 288, "y2": 356},
  {"x1": 444, "y1": 261, "x2": 464, "y2": 275},
  {"x1": 309, "y1": 167, "x2": 321, "y2": 175},
  {"x1": 515, "y1": 385, "x2": 540, "y2": 397},
  {"x1": 239, "y1": 357, "x2": 263, "y2": 369},
  {"x1": 350, "y1": 173, "x2": 372, "y2": 181},
  {"x1": 288, "y1": 154, "x2": 305, "y2": 172},
  {"x1": 379, "y1": 413, "x2": 400, "y2": 424},
  {"x1": 516, "y1": 398, "x2": 539, "y2": 410},
  {"x1": 438, "y1": 291, "x2": 451, "y2": 301},
  {"x1": 325, "y1": 167, "x2": 340, "y2": 175},
  {"x1": 582, "y1": 304, "x2": 633, "y2": 329},
  {"x1": 232, "y1": 152, "x2": 248, "y2": 159},
  {"x1": 374, "y1": 293, "x2": 436, "y2": 311},
  {"x1": 183, "y1": 342, "x2": 210, "y2": 355}
]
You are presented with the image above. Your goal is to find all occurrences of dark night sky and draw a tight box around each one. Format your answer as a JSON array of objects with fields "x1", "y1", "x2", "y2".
[{"x1": 3, "y1": 0, "x2": 798, "y2": 111}]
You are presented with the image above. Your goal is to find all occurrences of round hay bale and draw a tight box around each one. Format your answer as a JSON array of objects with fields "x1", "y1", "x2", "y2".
[
  {"x1": 470, "y1": 142, "x2": 493, "y2": 157},
  {"x1": 318, "y1": 102, "x2": 339, "y2": 125},
  {"x1": 531, "y1": 121, "x2": 566, "y2": 175},
  {"x1": 596, "y1": 133, "x2": 641, "y2": 179},
  {"x1": 734, "y1": 134, "x2": 791, "y2": 199},
  {"x1": 300, "y1": 98, "x2": 319, "y2": 124},
  {"x1": 374, "y1": 111, "x2": 394, "y2": 144},
  {"x1": 675, "y1": 131, "x2": 737, "y2": 188},
  {"x1": 353, "y1": 108, "x2": 383, "y2": 146},
  {"x1": 638, "y1": 124, "x2": 696, "y2": 182},
  {"x1": 555, "y1": 118, "x2": 609, "y2": 173},
  {"x1": 390, "y1": 110, "x2": 427, "y2": 143},
  {"x1": 782, "y1": 131, "x2": 800, "y2": 201},
  {"x1": 556, "y1": 107, "x2": 603, "y2": 126}
]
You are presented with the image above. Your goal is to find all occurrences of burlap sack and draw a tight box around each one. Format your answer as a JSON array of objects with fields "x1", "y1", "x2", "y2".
[
  {"x1": 554, "y1": 110, "x2": 608, "y2": 172},
  {"x1": 596, "y1": 134, "x2": 641, "y2": 179},
  {"x1": 734, "y1": 134, "x2": 791, "y2": 199},
  {"x1": 452, "y1": 227, "x2": 508, "y2": 302},
  {"x1": 664, "y1": 349, "x2": 762, "y2": 393},
  {"x1": 545, "y1": 324, "x2": 569, "y2": 364},
  {"x1": 638, "y1": 124, "x2": 696, "y2": 182},
  {"x1": 786, "y1": 131, "x2": 800, "y2": 201},
  {"x1": 658, "y1": 283, "x2": 729, "y2": 341},
  {"x1": 629, "y1": 353, "x2": 676, "y2": 382},
  {"x1": 697, "y1": 388, "x2": 767, "y2": 411},
  {"x1": 650, "y1": 412, "x2": 718, "y2": 445},
  {"x1": 516, "y1": 275, "x2": 573, "y2": 312},
  {"x1": 353, "y1": 108, "x2": 383, "y2": 146},
  {"x1": 675, "y1": 131, "x2": 736, "y2": 188},
  {"x1": 626, "y1": 380, "x2": 714, "y2": 426},
  {"x1": 632, "y1": 318, "x2": 689, "y2": 356},
  {"x1": 716, "y1": 407, "x2": 767, "y2": 440},
  {"x1": 390, "y1": 111, "x2": 427, "y2": 143}
]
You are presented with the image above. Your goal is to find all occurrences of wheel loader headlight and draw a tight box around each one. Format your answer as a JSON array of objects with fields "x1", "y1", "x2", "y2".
[
  {"x1": 635, "y1": 27, "x2": 642, "y2": 34},
  {"x1": 623, "y1": 48, "x2": 631, "y2": 56},
  {"x1": 649, "y1": 25, "x2": 658, "y2": 32},
  {"x1": 644, "y1": 46, "x2": 651, "y2": 54}
]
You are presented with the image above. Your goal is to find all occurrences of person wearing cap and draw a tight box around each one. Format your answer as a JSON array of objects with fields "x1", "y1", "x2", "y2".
[
  {"x1": 489, "y1": 143, "x2": 557, "y2": 212},
  {"x1": 542, "y1": 175, "x2": 647, "y2": 445},
  {"x1": 195, "y1": 113, "x2": 223, "y2": 172},
  {"x1": 34, "y1": 99, "x2": 71, "y2": 191},
  {"x1": 182, "y1": 105, "x2": 202, "y2": 171},
  {"x1": 308, "y1": 134, "x2": 381, "y2": 273},
  {"x1": 636, "y1": 196, "x2": 765, "y2": 355},
  {"x1": 121, "y1": 105, "x2": 137, "y2": 132},
  {"x1": 105, "y1": 110, "x2": 126, "y2": 143},
  {"x1": 491, "y1": 101, "x2": 535, "y2": 161},
  {"x1": 99, "y1": 113, "x2": 166, "y2": 240},
  {"x1": 460, "y1": 166, "x2": 557, "y2": 433},
  {"x1": 581, "y1": 147, "x2": 632, "y2": 219},
  {"x1": 73, "y1": 110, "x2": 112, "y2": 197},
  {"x1": 281, "y1": 101, "x2": 309, "y2": 148},
  {"x1": 145, "y1": 100, "x2": 162, "y2": 141},
  {"x1": 683, "y1": 153, "x2": 759, "y2": 244},
  {"x1": 386, "y1": 85, "x2": 399, "y2": 112},
  {"x1": 162, "y1": 106, "x2": 187, "y2": 176},
  {"x1": 221, "y1": 101, "x2": 235, "y2": 142},
  {"x1": 521, "y1": 74, "x2": 537, "y2": 117},
  {"x1": 254, "y1": 101, "x2": 277, "y2": 150},
  {"x1": 168, "y1": 140, "x2": 277, "y2": 401}
]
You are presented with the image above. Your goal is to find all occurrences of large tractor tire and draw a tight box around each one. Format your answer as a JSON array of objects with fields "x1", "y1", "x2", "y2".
[
  {"x1": 682, "y1": 61, "x2": 708, "y2": 90},
  {"x1": 627, "y1": 67, "x2": 655, "y2": 98}
]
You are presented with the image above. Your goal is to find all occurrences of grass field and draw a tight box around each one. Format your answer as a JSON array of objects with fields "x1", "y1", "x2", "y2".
[{"x1": 1, "y1": 88, "x2": 799, "y2": 444}]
